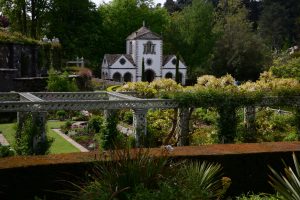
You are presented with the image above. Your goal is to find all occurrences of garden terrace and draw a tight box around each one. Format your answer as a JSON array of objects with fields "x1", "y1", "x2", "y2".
[
  {"x1": 0, "y1": 91, "x2": 178, "y2": 146},
  {"x1": 1, "y1": 91, "x2": 300, "y2": 146},
  {"x1": 1, "y1": 142, "x2": 300, "y2": 199}
]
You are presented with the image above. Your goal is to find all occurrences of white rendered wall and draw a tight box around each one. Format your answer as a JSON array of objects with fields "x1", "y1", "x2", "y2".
[
  {"x1": 135, "y1": 39, "x2": 162, "y2": 81},
  {"x1": 109, "y1": 68, "x2": 137, "y2": 82}
]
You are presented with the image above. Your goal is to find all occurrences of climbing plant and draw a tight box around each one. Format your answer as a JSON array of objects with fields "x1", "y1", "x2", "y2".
[
  {"x1": 164, "y1": 73, "x2": 300, "y2": 143},
  {"x1": 14, "y1": 113, "x2": 53, "y2": 155}
]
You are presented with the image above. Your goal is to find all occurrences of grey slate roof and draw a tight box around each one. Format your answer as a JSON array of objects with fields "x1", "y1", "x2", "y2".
[
  {"x1": 127, "y1": 26, "x2": 161, "y2": 40},
  {"x1": 163, "y1": 55, "x2": 175, "y2": 66},
  {"x1": 104, "y1": 54, "x2": 136, "y2": 66}
]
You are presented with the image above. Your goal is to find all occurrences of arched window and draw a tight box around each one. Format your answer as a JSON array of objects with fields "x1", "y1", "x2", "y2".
[
  {"x1": 145, "y1": 69, "x2": 156, "y2": 82},
  {"x1": 112, "y1": 72, "x2": 121, "y2": 82},
  {"x1": 124, "y1": 72, "x2": 132, "y2": 82},
  {"x1": 143, "y1": 41, "x2": 156, "y2": 54},
  {"x1": 165, "y1": 72, "x2": 173, "y2": 79}
]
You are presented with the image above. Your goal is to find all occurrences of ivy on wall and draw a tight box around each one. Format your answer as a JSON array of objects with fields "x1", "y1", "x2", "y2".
[{"x1": 0, "y1": 29, "x2": 62, "y2": 70}]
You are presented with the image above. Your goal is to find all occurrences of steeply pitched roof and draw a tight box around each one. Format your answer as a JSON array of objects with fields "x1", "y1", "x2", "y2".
[
  {"x1": 104, "y1": 54, "x2": 135, "y2": 66},
  {"x1": 163, "y1": 55, "x2": 187, "y2": 66},
  {"x1": 127, "y1": 26, "x2": 161, "y2": 40},
  {"x1": 163, "y1": 55, "x2": 175, "y2": 66}
]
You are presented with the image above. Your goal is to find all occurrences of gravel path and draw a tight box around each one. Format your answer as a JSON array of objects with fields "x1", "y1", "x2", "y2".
[{"x1": 0, "y1": 134, "x2": 9, "y2": 146}]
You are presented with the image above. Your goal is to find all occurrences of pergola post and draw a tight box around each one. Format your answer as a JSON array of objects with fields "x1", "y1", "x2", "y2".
[
  {"x1": 177, "y1": 107, "x2": 190, "y2": 146},
  {"x1": 244, "y1": 106, "x2": 256, "y2": 141},
  {"x1": 32, "y1": 112, "x2": 47, "y2": 144},
  {"x1": 133, "y1": 108, "x2": 148, "y2": 147},
  {"x1": 16, "y1": 111, "x2": 47, "y2": 153}
]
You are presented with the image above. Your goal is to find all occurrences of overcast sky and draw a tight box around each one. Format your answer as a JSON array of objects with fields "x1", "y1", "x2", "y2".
[{"x1": 91, "y1": 0, "x2": 166, "y2": 7}]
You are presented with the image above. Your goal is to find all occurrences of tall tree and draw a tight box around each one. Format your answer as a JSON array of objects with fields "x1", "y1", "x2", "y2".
[
  {"x1": 258, "y1": 1, "x2": 290, "y2": 51},
  {"x1": 46, "y1": 0, "x2": 103, "y2": 69},
  {"x1": 164, "y1": 0, "x2": 215, "y2": 80},
  {"x1": 142, "y1": 57, "x2": 146, "y2": 81},
  {"x1": 0, "y1": 0, "x2": 50, "y2": 38},
  {"x1": 212, "y1": 0, "x2": 270, "y2": 81},
  {"x1": 99, "y1": 0, "x2": 170, "y2": 55},
  {"x1": 258, "y1": 0, "x2": 300, "y2": 50}
]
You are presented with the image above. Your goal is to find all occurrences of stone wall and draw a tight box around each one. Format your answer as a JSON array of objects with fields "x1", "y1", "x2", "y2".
[{"x1": 0, "y1": 43, "x2": 44, "y2": 92}]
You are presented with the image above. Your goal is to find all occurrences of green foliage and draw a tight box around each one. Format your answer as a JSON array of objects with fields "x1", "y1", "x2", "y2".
[
  {"x1": 254, "y1": 109, "x2": 297, "y2": 142},
  {"x1": 236, "y1": 193, "x2": 278, "y2": 200},
  {"x1": 142, "y1": 57, "x2": 146, "y2": 82},
  {"x1": 47, "y1": 0, "x2": 103, "y2": 64},
  {"x1": 118, "y1": 78, "x2": 183, "y2": 98},
  {"x1": 0, "y1": 29, "x2": 38, "y2": 44},
  {"x1": 94, "y1": 112, "x2": 128, "y2": 150},
  {"x1": 14, "y1": 114, "x2": 53, "y2": 155},
  {"x1": 164, "y1": 73, "x2": 300, "y2": 143},
  {"x1": 60, "y1": 120, "x2": 72, "y2": 134},
  {"x1": 164, "y1": 0, "x2": 215, "y2": 78},
  {"x1": 175, "y1": 53, "x2": 180, "y2": 83},
  {"x1": 76, "y1": 149, "x2": 228, "y2": 200},
  {"x1": 106, "y1": 85, "x2": 121, "y2": 92},
  {"x1": 0, "y1": 145, "x2": 14, "y2": 158},
  {"x1": 77, "y1": 68, "x2": 93, "y2": 91},
  {"x1": 47, "y1": 69, "x2": 78, "y2": 92},
  {"x1": 192, "y1": 108, "x2": 218, "y2": 125},
  {"x1": 271, "y1": 56, "x2": 300, "y2": 79},
  {"x1": 56, "y1": 110, "x2": 66, "y2": 121},
  {"x1": 258, "y1": 0, "x2": 296, "y2": 50},
  {"x1": 99, "y1": 0, "x2": 169, "y2": 62},
  {"x1": 119, "y1": 110, "x2": 133, "y2": 125},
  {"x1": 269, "y1": 153, "x2": 300, "y2": 200},
  {"x1": 147, "y1": 109, "x2": 174, "y2": 146},
  {"x1": 217, "y1": 106, "x2": 237, "y2": 143},
  {"x1": 88, "y1": 115, "x2": 105, "y2": 134},
  {"x1": 212, "y1": 0, "x2": 270, "y2": 81},
  {"x1": 77, "y1": 149, "x2": 168, "y2": 200}
]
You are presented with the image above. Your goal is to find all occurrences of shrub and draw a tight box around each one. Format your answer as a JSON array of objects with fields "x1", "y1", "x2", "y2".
[
  {"x1": 77, "y1": 149, "x2": 168, "y2": 200},
  {"x1": 88, "y1": 115, "x2": 105, "y2": 134},
  {"x1": 77, "y1": 67, "x2": 93, "y2": 91},
  {"x1": 60, "y1": 120, "x2": 72, "y2": 134},
  {"x1": 0, "y1": 145, "x2": 14, "y2": 158},
  {"x1": 236, "y1": 193, "x2": 278, "y2": 200},
  {"x1": 255, "y1": 108, "x2": 296, "y2": 142},
  {"x1": 47, "y1": 69, "x2": 78, "y2": 92},
  {"x1": 147, "y1": 109, "x2": 174, "y2": 146},
  {"x1": 56, "y1": 110, "x2": 66, "y2": 121},
  {"x1": 192, "y1": 108, "x2": 218, "y2": 125},
  {"x1": 269, "y1": 153, "x2": 300, "y2": 200},
  {"x1": 14, "y1": 114, "x2": 53, "y2": 155},
  {"x1": 76, "y1": 154, "x2": 228, "y2": 200},
  {"x1": 119, "y1": 110, "x2": 133, "y2": 125}
]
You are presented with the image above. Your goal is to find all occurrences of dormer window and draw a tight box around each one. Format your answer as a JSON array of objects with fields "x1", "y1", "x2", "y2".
[{"x1": 143, "y1": 41, "x2": 156, "y2": 54}]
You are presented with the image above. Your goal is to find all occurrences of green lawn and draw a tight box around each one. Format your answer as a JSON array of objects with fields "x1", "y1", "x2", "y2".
[{"x1": 0, "y1": 121, "x2": 80, "y2": 154}]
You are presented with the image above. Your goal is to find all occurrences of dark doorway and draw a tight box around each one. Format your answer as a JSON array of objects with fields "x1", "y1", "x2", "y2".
[
  {"x1": 112, "y1": 72, "x2": 121, "y2": 82},
  {"x1": 165, "y1": 72, "x2": 173, "y2": 79},
  {"x1": 124, "y1": 72, "x2": 132, "y2": 82},
  {"x1": 145, "y1": 69, "x2": 155, "y2": 82}
]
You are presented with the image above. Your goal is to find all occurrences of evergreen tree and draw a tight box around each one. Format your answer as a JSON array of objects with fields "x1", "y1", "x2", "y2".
[
  {"x1": 164, "y1": 0, "x2": 215, "y2": 80},
  {"x1": 142, "y1": 57, "x2": 146, "y2": 81},
  {"x1": 175, "y1": 53, "x2": 180, "y2": 83},
  {"x1": 212, "y1": 0, "x2": 269, "y2": 81}
]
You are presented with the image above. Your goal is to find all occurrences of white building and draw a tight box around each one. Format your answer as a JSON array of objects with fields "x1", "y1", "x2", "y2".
[{"x1": 101, "y1": 25, "x2": 187, "y2": 84}]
